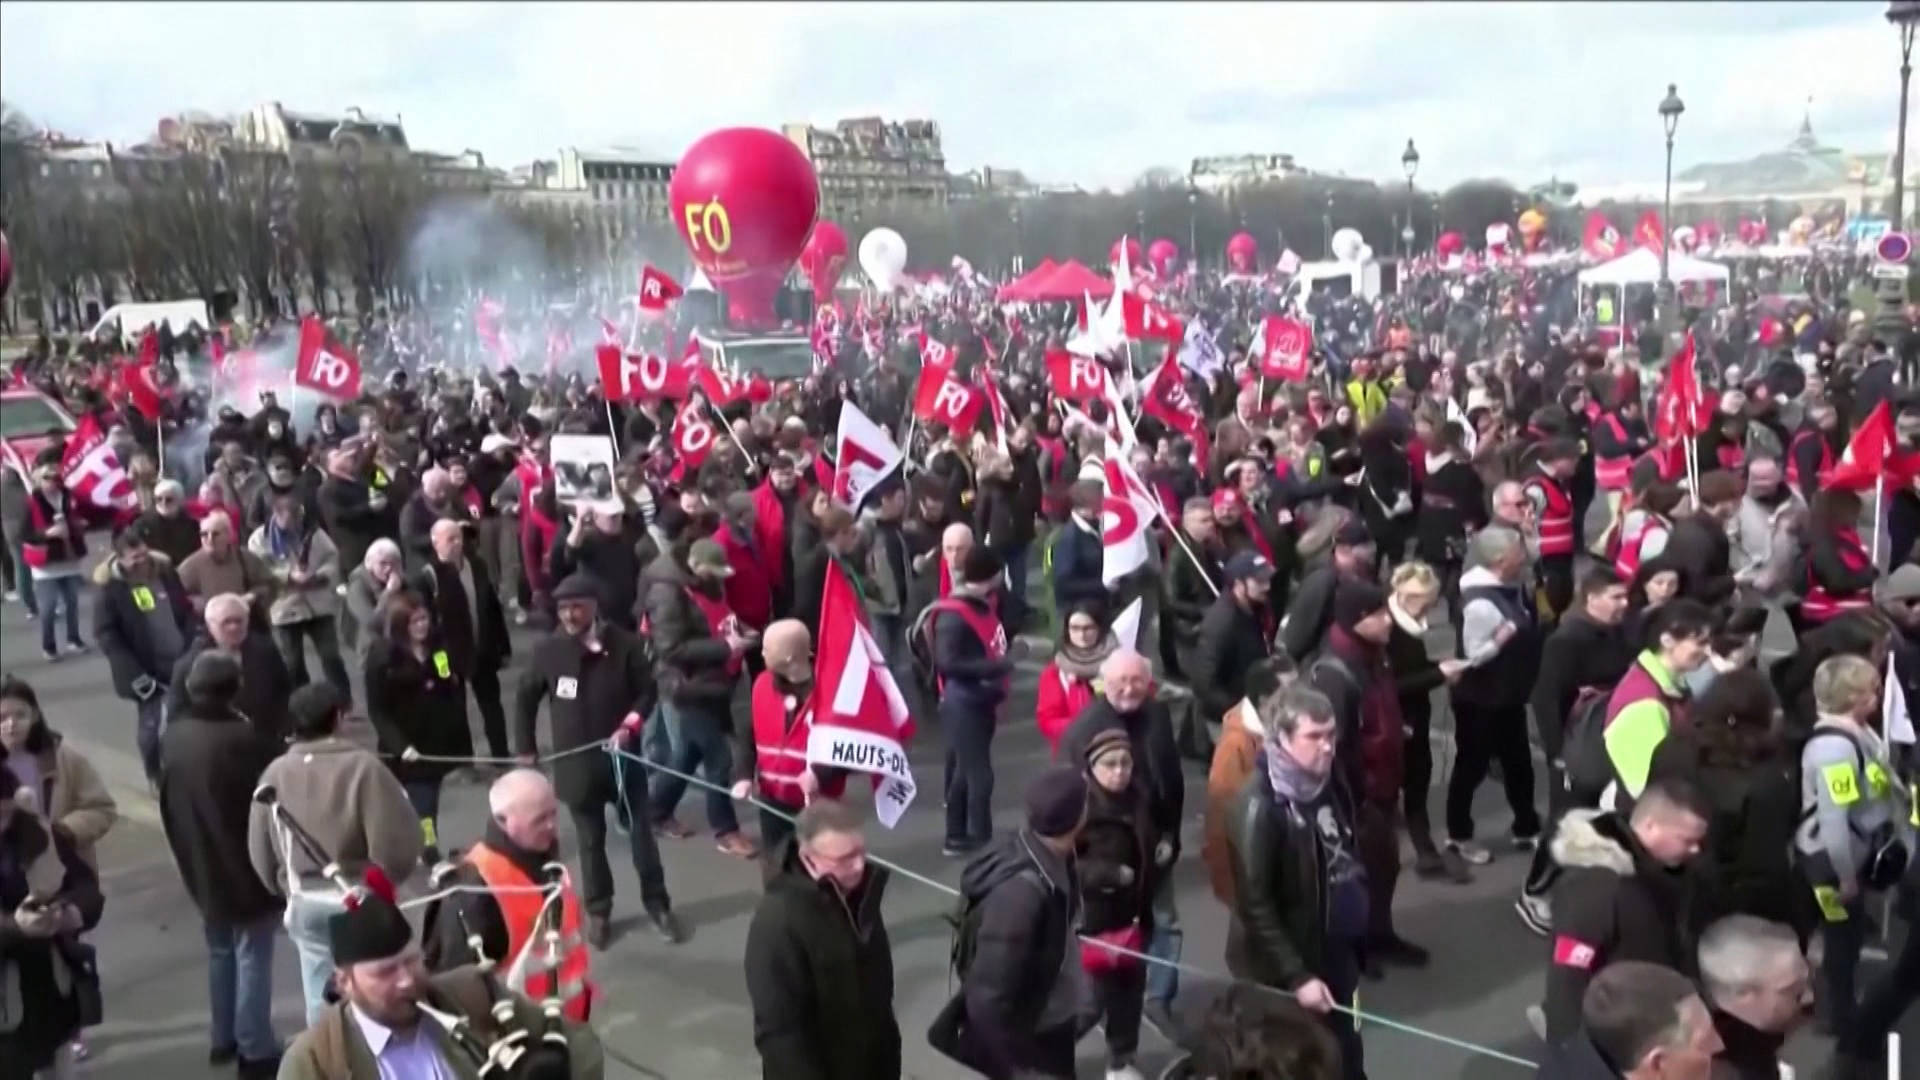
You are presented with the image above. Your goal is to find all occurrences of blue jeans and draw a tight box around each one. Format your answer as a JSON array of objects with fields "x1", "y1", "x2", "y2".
[
  {"x1": 1002, "y1": 543, "x2": 1030, "y2": 631},
  {"x1": 203, "y1": 914, "x2": 281, "y2": 1061},
  {"x1": 643, "y1": 701, "x2": 682, "y2": 767},
  {"x1": 33, "y1": 575, "x2": 81, "y2": 654},
  {"x1": 284, "y1": 893, "x2": 345, "y2": 1028},
  {"x1": 942, "y1": 699, "x2": 997, "y2": 846},
  {"x1": 648, "y1": 703, "x2": 740, "y2": 835},
  {"x1": 1146, "y1": 871, "x2": 1182, "y2": 1007}
]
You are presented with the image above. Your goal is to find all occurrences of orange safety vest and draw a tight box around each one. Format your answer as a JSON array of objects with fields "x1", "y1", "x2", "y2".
[
  {"x1": 464, "y1": 842, "x2": 593, "y2": 1022},
  {"x1": 1594, "y1": 415, "x2": 1633, "y2": 491},
  {"x1": 1526, "y1": 473, "x2": 1575, "y2": 558},
  {"x1": 1614, "y1": 512, "x2": 1668, "y2": 582},
  {"x1": 1802, "y1": 527, "x2": 1874, "y2": 624},
  {"x1": 750, "y1": 673, "x2": 842, "y2": 806}
]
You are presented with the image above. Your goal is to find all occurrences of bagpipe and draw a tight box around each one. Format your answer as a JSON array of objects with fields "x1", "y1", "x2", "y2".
[{"x1": 255, "y1": 784, "x2": 576, "y2": 1080}]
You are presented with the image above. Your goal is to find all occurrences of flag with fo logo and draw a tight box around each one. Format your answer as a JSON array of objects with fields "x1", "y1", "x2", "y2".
[
  {"x1": 806, "y1": 560, "x2": 917, "y2": 827},
  {"x1": 294, "y1": 315, "x2": 362, "y2": 400}
]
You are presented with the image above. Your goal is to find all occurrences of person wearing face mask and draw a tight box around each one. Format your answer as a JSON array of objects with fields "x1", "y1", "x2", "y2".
[
  {"x1": 516, "y1": 573, "x2": 681, "y2": 948},
  {"x1": 732, "y1": 620, "x2": 843, "y2": 878},
  {"x1": 742, "y1": 799, "x2": 898, "y2": 1080},
  {"x1": 1222, "y1": 685, "x2": 1367, "y2": 1079}
]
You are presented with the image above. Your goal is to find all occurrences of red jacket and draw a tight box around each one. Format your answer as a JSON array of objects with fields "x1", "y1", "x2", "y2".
[
  {"x1": 750, "y1": 478, "x2": 792, "y2": 593},
  {"x1": 1035, "y1": 661, "x2": 1096, "y2": 755},
  {"x1": 714, "y1": 523, "x2": 774, "y2": 630}
]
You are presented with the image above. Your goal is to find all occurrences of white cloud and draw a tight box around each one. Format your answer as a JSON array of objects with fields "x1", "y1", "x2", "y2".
[{"x1": 0, "y1": 0, "x2": 1906, "y2": 194}]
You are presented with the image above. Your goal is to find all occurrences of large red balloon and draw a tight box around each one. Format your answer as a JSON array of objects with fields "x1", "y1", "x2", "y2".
[
  {"x1": 1226, "y1": 231, "x2": 1258, "y2": 274},
  {"x1": 1146, "y1": 238, "x2": 1179, "y2": 277},
  {"x1": 669, "y1": 128, "x2": 819, "y2": 329},
  {"x1": 1109, "y1": 236, "x2": 1143, "y2": 271},
  {"x1": 798, "y1": 220, "x2": 848, "y2": 304},
  {"x1": 1436, "y1": 231, "x2": 1466, "y2": 259}
]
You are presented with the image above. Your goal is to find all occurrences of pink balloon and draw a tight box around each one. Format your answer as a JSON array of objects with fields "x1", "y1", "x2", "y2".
[
  {"x1": 1109, "y1": 236, "x2": 1144, "y2": 270},
  {"x1": 799, "y1": 221, "x2": 849, "y2": 303},
  {"x1": 1226, "y1": 232, "x2": 1258, "y2": 273},
  {"x1": 1146, "y1": 238, "x2": 1179, "y2": 277}
]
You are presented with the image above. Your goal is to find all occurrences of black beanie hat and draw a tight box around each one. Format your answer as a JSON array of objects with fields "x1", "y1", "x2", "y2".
[
  {"x1": 1025, "y1": 766, "x2": 1089, "y2": 838},
  {"x1": 329, "y1": 894, "x2": 413, "y2": 967},
  {"x1": 1332, "y1": 580, "x2": 1389, "y2": 631},
  {"x1": 961, "y1": 546, "x2": 1003, "y2": 586}
]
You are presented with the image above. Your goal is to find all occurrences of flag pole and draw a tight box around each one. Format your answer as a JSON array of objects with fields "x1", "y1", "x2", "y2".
[
  {"x1": 1873, "y1": 471, "x2": 1886, "y2": 569},
  {"x1": 604, "y1": 398, "x2": 622, "y2": 458}
]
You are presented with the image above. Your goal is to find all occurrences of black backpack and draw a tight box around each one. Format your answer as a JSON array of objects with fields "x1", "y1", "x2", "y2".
[{"x1": 1560, "y1": 686, "x2": 1618, "y2": 802}]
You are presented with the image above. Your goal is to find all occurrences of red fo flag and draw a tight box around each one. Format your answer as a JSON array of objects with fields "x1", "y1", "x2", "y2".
[
  {"x1": 597, "y1": 344, "x2": 694, "y2": 403},
  {"x1": 805, "y1": 558, "x2": 917, "y2": 827},
  {"x1": 1139, "y1": 353, "x2": 1209, "y2": 466},
  {"x1": 670, "y1": 405, "x2": 716, "y2": 480},
  {"x1": 638, "y1": 265, "x2": 684, "y2": 312},
  {"x1": 1256, "y1": 315, "x2": 1313, "y2": 381},
  {"x1": 1121, "y1": 292, "x2": 1184, "y2": 345},
  {"x1": 294, "y1": 315, "x2": 363, "y2": 400},
  {"x1": 696, "y1": 365, "x2": 751, "y2": 407},
  {"x1": 1583, "y1": 212, "x2": 1622, "y2": 260},
  {"x1": 1653, "y1": 334, "x2": 1713, "y2": 445},
  {"x1": 913, "y1": 363, "x2": 984, "y2": 432},
  {"x1": 1045, "y1": 348, "x2": 1109, "y2": 402},
  {"x1": 117, "y1": 358, "x2": 168, "y2": 420},
  {"x1": 60, "y1": 412, "x2": 136, "y2": 512}
]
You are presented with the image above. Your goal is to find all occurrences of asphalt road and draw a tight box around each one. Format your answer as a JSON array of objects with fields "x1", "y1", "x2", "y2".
[{"x1": 2, "y1": 568, "x2": 1910, "y2": 1080}]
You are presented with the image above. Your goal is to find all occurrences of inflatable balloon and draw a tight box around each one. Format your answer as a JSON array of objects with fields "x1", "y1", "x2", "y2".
[
  {"x1": 1671, "y1": 225, "x2": 1698, "y2": 253},
  {"x1": 1436, "y1": 231, "x2": 1465, "y2": 259},
  {"x1": 669, "y1": 127, "x2": 819, "y2": 328},
  {"x1": 1226, "y1": 231, "x2": 1258, "y2": 274},
  {"x1": 1331, "y1": 228, "x2": 1365, "y2": 263},
  {"x1": 1356, "y1": 244, "x2": 1374, "y2": 264},
  {"x1": 859, "y1": 227, "x2": 908, "y2": 292},
  {"x1": 1485, "y1": 222, "x2": 1512, "y2": 258},
  {"x1": 1109, "y1": 236, "x2": 1143, "y2": 271},
  {"x1": 798, "y1": 220, "x2": 849, "y2": 303},
  {"x1": 1146, "y1": 238, "x2": 1180, "y2": 277}
]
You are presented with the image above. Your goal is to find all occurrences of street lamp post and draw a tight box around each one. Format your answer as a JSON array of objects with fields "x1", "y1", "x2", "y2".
[
  {"x1": 1323, "y1": 192, "x2": 1335, "y2": 258},
  {"x1": 1186, "y1": 184, "x2": 1198, "y2": 263},
  {"x1": 1401, "y1": 138, "x2": 1420, "y2": 258},
  {"x1": 1009, "y1": 203, "x2": 1022, "y2": 274},
  {"x1": 1892, "y1": 2, "x2": 1920, "y2": 228},
  {"x1": 1658, "y1": 83, "x2": 1686, "y2": 332},
  {"x1": 1136, "y1": 209, "x2": 1146, "y2": 247}
]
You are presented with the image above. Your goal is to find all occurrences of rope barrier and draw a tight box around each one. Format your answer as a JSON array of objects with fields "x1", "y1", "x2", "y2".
[{"x1": 593, "y1": 744, "x2": 1540, "y2": 1071}]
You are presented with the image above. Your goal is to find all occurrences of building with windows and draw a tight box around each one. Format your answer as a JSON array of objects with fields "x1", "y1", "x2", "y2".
[
  {"x1": 1189, "y1": 153, "x2": 1310, "y2": 192},
  {"x1": 234, "y1": 102, "x2": 410, "y2": 167},
  {"x1": 782, "y1": 117, "x2": 949, "y2": 217},
  {"x1": 551, "y1": 146, "x2": 676, "y2": 221}
]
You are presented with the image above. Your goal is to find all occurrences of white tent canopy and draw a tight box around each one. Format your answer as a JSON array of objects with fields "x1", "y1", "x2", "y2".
[{"x1": 1576, "y1": 247, "x2": 1728, "y2": 287}]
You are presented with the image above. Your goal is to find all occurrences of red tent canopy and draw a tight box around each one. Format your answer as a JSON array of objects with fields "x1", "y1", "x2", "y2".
[
  {"x1": 1020, "y1": 259, "x2": 1113, "y2": 302},
  {"x1": 994, "y1": 258, "x2": 1059, "y2": 301}
]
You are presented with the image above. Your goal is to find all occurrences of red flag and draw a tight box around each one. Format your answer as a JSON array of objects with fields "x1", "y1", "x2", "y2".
[
  {"x1": 1121, "y1": 292, "x2": 1184, "y2": 344},
  {"x1": 671, "y1": 405, "x2": 716, "y2": 480},
  {"x1": 294, "y1": 315, "x2": 362, "y2": 400},
  {"x1": 474, "y1": 296, "x2": 510, "y2": 365},
  {"x1": 599, "y1": 316, "x2": 621, "y2": 345},
  {"x1": 209, "y1": 331, "x2": 227, "y2": 367},
  {"x1": 1826, "y1": 400, "x2": 1900, "y2": 490},
  {"x1": 696, "y1": 365, "x2": 750, "y2": 407},
  {"x1": 1045, "y1": 348, "x2": 1109, "y2": 402},
  {"x1": 1257, "y1": 315, "x2": 1313, "y2": 381},
  {"x1": 1582, "y1": 212, "x2": 1622, "y2": 260},
  {"x1": 1653, "y1": 334, "x2": 1712, "y2": 445},
  {"x1": 597, "y1": 344, "x2": 693, "y2": 402},
  {"x1": 60, "y1": 413, "x2": 136, "y2": 512},
  {"x1": 912, "y1": 364, "x2": 984, "y2": 431},
  {"x1": 1102, "y1": 450, "x2": 1161, "y2": 586},
  {"x1": 117, "y1": 359, "x2": 167, "y2": 420},
  {"x1": 919, "y1": 331, "x2": 952, "y2": 370},
  {"x1": 804, "y1": 558, "x2": 917, "y2": 827},
  {"x1": 137, "y1": 329, "x2": 159, "y2": 367},
  {"x1": 638, "y1": 265, "x2": 684, "y2": 312},
  {"x1": 1140, "y1": 354, "x2": 1209, "y2": 465},
  {"x1": 1633, "y1": 210, "x2": 1665, "y2": 253}
]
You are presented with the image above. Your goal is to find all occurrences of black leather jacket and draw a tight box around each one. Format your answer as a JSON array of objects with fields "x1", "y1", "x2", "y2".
[{"x1": 1223, "y1": 766, "x2": 1344, "y2": 991}]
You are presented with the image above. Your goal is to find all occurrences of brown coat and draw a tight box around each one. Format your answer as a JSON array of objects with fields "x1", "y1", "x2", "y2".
[
  {"x1": 4, "y1": 737, "x2": 118, "y2": 869},
  {"x1": 245, "y1": 737, "x2": 421, "y2": 896},
  {"x1": 277, "y1": 966, "x2": 605, "y2": 1080},
  {"x1": 1202, "y1": 701, "x2": 1264, "y2": 907},
  {"x1": 176, "y1": 545, "x2": 276, "y2": 612}
]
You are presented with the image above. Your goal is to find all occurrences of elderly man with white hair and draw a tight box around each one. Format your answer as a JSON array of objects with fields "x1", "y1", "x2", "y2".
[
  {"x1": 127, "y1": 477, "x2": 202, "y2": 565},
  {"x1": 166, "y1": 591, "x2": 295, "y2": 744},
  {"x1": 1057, "y1": 647, "x2": 1188, "y2": 1036},
  {"x1": 399, "y1": 465, "x2": 461, "y2": 568},
  {"x1": 1445, "y1": 525, "x2": 1544, "y2": 867},
  {"x1": 419, "y1": 769, "x2": 597, "y2": 1023},
  {"x1": 1696, "y1": 915, "x2": 1808, "y2": 1079},
  {"x1": 342, "y1": 537, "x2": 405, "y2": 658}
]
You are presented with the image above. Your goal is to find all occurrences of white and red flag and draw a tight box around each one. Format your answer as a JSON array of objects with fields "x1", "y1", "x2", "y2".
[
  {"x1": 1139, "y1": 353, "x2": 1210, "y2": 466},
  {"x1": 1102, "y1": 450, "x2": 1162, "y2": 587},
  {"x1": 1824, "y1": 399, "x2": 1920, "y2": 491},
  {"x1": 637, "y1": 264, "x2": 684, "y2": 312},
  {"x1": 913, "y1": 362, "x2": 985, "y2": 432},
  {"x1": 1121, "y1": 292, "x2": 1183, "y2": 345},
  {"x1": 670, "y1": 405, "x2": 715, "y2": 480},
  {"x1": 294, "y1": 314, "x2": 363, "y2": 400},
  {"x1": 1045, "y1": 347, "x2": 1109, "y2": 402},
  {"x1": 1255, "y1": 315, "x2": 1313, "y2": 382},
  {"x1": 832, "y1": 402, "x2": 903, "y2": 509},
  {"x1": 596, "y1": 344, "x2": 694, "y2": 402},
  {"x1": 806, "y1": 559, "x2": 917, "y2": 827},
  {"x1": 116, "y1": 357, "x2": 168, "y2": 421},
  {"x1": 61, "y1": 413, "x2": 136, "y2": 512},
  {"x1": 1653, "y1": 334, "x2": 1713, "y2": 445}
]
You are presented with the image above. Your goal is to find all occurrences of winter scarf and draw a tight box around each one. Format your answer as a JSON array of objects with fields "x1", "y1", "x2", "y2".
[{"x1": 1264, "y1": 734, "x2": 1330, "y2": 805}]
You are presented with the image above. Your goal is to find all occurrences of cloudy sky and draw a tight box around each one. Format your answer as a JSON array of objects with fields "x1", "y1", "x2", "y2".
[{"x1": 0, "y1": 1, "x2": 1907, "y2": 193}]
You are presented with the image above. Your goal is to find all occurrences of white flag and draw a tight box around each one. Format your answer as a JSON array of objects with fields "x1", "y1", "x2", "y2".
[
  {"x1": 1111, "y1": 596, "x2": 1143, "y2": 653},
  {"x1": 1102, "y1": 452, "x2": 1161, "y2": 587},
  {"x1": 1887, "y1": 656, "x2": 1915, "y2": 746},
  {"x1": 832, "y1": 402, "x2": 903, "y2": 510}
]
